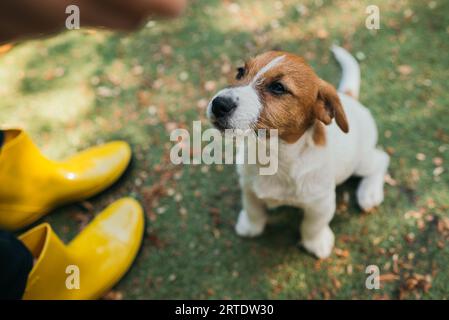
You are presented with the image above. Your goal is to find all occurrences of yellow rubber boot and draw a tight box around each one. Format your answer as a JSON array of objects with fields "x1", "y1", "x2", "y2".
[
  {"x1": 19, "y1": 198, "x2": 144, "y2": 300},
  {"x1": 0, "y1": 129, "x2": 132, "y2": 230}
]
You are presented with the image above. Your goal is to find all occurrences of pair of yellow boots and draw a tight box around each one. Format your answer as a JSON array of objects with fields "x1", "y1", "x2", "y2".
[{"x1": 0, "y1": 129, "x2": 144, "y2": 299}]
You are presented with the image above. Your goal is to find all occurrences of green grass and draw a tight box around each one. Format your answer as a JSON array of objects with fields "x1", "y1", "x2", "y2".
[{"x1": 1, "y1": 0, "x2": 449, "y2": 299}]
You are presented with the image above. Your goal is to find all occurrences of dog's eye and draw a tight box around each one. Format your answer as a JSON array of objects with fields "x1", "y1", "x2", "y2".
[
  {"x1": 268, "y1": 81, "x2": 287, "y2": 95},
  {"x1": 236, "y1": 67, "x2": 246, "y2": 80}
]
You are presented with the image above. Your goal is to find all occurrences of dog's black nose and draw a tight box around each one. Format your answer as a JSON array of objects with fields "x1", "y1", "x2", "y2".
[{"x1": 211, "y1": 96, "x2": 237, "y2": 118}]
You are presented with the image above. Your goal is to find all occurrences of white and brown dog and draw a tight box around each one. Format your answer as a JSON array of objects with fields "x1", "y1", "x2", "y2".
[{"x1": 207, "y1": 46, "x2": 389, "y2": 258}]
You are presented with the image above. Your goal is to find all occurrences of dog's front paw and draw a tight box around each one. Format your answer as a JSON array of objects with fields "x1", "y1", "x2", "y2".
[
  {"x1": 235, "y1": 210, "x2": 265, "y2": 237},
  {"x1": 301, "y1": 226, "x2": 335, "y2": 259}
]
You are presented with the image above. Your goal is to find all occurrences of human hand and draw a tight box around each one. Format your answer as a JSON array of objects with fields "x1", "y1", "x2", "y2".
[{"x1": 0, "y1": 0, "x2": 187, "y2": 44}]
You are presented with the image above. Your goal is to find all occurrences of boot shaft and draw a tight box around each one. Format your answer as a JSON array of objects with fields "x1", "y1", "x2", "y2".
[
  {"x1": 0, "y1": 130, "x2": 59, "y2": 209},
  {"x1": 19, "y1": 223, "x2": 80, "y2": 299}
]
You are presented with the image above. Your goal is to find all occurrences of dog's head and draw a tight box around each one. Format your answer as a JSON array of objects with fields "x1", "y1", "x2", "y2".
[{"x1": 207, "y1": 51, "x2": 348, "y2": 143}]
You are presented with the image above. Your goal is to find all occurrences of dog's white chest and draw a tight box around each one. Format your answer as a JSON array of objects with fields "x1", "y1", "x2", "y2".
[
  {"x1": 252, "y1": 170, "x2": 329, "y2": 209},
  {"x1": 252, "y1": 173, "x2": 298, "y2": 208},
  {"x1": 239, "y1": 135, "x2": 334, "y2": 210},
  {"x1": 244, "y1": 157, "x2": 312, "y2": 209}
]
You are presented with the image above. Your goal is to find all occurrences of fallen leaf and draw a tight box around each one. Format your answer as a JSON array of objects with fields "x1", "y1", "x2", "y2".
[
  {"x1": 103, "y1": 290, "x2": 123, "y2": 300},
  {"x1": 397, "y1": 65, "x2": 413, "y2": 76},
  {"x1": 334, "y1": 248, "x2": 350, "y2": 258},
  {"x1": 433, "y1": 167, "x2": 444, "y2": 176},
  {"x1": 0, "y1": 44, "x2": 13, "y2": 54}
]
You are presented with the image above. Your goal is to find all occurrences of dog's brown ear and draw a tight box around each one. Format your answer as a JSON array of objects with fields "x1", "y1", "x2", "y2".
[{"x1": 313, "y1": 79, "x2": 349, "y2": 133}]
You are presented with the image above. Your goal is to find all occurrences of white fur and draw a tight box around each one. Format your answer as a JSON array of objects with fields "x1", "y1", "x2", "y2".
[
  {"x1": 234, "y1": 50, "x2": 389, "y2": 259},
  {"x1": 331, "y1": 45, "x2": 361, "y2": 99},
  {"x1": 252, "y1": 55, "x2": 285, "y2": 85}
]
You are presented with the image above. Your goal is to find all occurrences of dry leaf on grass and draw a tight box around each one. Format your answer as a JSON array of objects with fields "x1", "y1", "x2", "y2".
[
  {"x1": 397, "y1": 65, "x2": 413, "y2": 76},
  {"x1": 102, "y1": 290, "x2": 123, "y2": 300}
]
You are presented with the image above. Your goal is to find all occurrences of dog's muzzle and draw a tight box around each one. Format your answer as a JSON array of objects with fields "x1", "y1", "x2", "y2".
[{"x1": 209, "y1": 96, "x2": 236, "y2": 130}]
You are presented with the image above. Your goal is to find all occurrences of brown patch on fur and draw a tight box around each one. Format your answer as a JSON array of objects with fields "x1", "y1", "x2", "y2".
[
  {"x1": 246, "y1": 52, "x2": 319, "y2": 142},
  {"x1": 312, "y1": 121, "x2": 326, "y2": 146},
  {"x1": 232, "y1": 51, "x2": 349, "y2": 143},
  {"x1": 315, "y1": 80, "x2": 349, "y2": 133},
  {"x1": 235, "y1": 51, "x2": 287, "y2": 86}
]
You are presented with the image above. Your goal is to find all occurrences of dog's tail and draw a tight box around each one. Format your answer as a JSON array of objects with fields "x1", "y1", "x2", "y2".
[{"x1": 331, "y1": 45, "x2": 360, "y2": 99}]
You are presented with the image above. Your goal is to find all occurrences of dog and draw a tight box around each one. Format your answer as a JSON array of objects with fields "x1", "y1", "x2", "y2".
[{"x1": 206, "y1": 46, "x2": 389, "y2": 258}]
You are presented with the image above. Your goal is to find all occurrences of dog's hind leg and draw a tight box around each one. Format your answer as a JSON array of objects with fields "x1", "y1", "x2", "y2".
[{"x1": 355, "y1": 149, "x2": 390, "y2": 212}]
